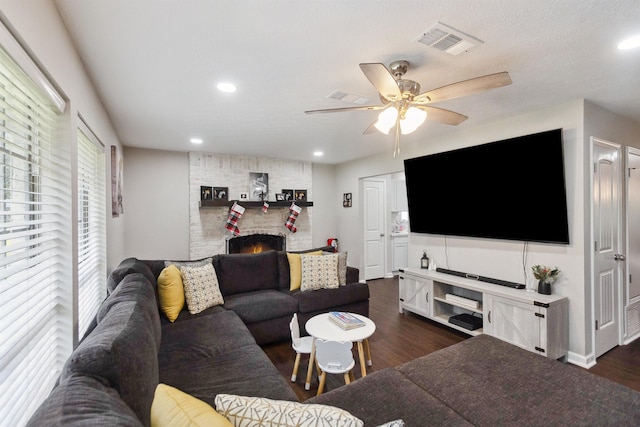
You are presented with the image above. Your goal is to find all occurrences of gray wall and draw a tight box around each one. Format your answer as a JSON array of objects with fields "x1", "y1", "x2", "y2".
[{"x1": 123, "y1": 147, "x2": 190, "y2": 260}]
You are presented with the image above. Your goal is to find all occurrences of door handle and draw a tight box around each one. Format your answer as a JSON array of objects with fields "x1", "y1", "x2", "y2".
[
  {"x1": 614, "y1": 253, "x2": 626, "y2": 261},
  {"x1": 380, "y1": 233, "x2": 385, "y2": 237}
]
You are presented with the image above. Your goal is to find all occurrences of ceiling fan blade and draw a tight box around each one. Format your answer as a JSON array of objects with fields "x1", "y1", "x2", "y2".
[
  {"x1": 363, "y1": 120, "x2": 379, "y2": 135},
  {"x1": 414, "y1": 72, "x2": 512, "y2": 104},
  {"x1": 359, "y1": 63, "x2": 402, "y2": 102},
  {"x1": 304, "y1": 105, "x2": 385, "y2": 114},
  {"x1": 415, "y1": 106, "x2": 468, "y2": 126}
]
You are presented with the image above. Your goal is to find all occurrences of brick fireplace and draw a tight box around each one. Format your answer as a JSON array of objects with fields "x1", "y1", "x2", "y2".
[
  {"x1": 226, "y1": 233, "x2": 286, "y2": 254},
  {"x1": 189, "y1": 153, "x2": 312, "y2": 259}
]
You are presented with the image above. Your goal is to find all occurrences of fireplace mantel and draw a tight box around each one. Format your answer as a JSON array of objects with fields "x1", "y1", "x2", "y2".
[{"x1": 200, "y1": 200, "x2": 313, "y2": 209}]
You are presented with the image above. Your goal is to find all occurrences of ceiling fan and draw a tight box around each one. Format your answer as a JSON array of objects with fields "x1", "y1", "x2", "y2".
[{"x1": 305, "y1": 60, "x2": 512, "y2": 156}]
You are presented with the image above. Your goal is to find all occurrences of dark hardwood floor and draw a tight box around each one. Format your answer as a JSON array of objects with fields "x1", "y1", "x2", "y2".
[{"x1": 262, "y1": 276, "x2": 640, "y2": 401}]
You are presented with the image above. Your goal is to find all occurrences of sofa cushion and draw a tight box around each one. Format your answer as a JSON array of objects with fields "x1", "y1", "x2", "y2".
[
  {"x1": 159, "y1": 311, "x2": 256, "y2": 364},
  {"x1": 26, "y1": 375, "x2": 144, "y2": 427},
  {"x1": 108, "y1": 257, "x2": 157, "y2": 294},
  {"x1": 151, "y1": 383, "x2": 233, "y2": 427},
  {"x1": 397, "y1": 334, "x2": 640, "y2": 426},
  {"x1": 63, "y1": 277, "x2": 161, "y2": 427},
  {"x1": 214, "y1": 250, "x2": 280, "y2": 296},
  {"x1": 222, "y1": 290, "x2": 298, "y2": 324},
  {"x1": 180, "y1": 262, "x2": 224, "y2": 314},
  {"x1": 157, "y1": 264, "x2": 185, "y2": 322},
  {"x1": 300, "y1": 253, "x2": 339, "y2": 291},
  {"x1": 159, "y1": 341, "x2": 298, "y2": 407},
  {"x1": 295, "y1": 282, "x2": 370, "y2": 314},
  {"x1": 215, "y1": 394, "x2": 363, "y2": 427},
  {"x1": 307, "y1": 368, "x2": 472, "y2": 427},
  {"x1": 97, "y1": 272, "x2": 161, "y2": 345}
]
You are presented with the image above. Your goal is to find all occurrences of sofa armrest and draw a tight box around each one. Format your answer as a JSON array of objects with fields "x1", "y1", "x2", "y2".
[{"x1": 346, "y1": 266, "x2": 360, "y2": 284}]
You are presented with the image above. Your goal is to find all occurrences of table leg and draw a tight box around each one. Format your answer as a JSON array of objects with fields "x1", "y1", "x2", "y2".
[
  {"x1": 364, "y1": 338, "x2": 372, "y2": 366},
  {"x1": 357, "y1": 341, "x2": 367, "y2": 377},
  {"x1": 305, "y1": 338, "x2": 316, "y2": 390}
]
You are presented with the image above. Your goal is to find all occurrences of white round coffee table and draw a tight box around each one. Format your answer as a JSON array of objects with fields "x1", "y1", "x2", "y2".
[{"x1": 304, "y1": 312, "x2": 376, "y2": 390}]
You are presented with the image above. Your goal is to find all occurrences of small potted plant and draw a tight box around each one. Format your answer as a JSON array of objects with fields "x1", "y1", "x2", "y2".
[{"x1": 531, "y1": 265, "x2": 560, "y2": 295}]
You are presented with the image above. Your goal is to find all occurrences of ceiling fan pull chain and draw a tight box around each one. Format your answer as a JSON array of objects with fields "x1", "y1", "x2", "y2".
[{"x1": 393, "y1": 117, "x2": 400, "y2": 157}]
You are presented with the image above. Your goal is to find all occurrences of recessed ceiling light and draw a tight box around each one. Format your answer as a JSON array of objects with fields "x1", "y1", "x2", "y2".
[
  {"x1": 217, "y1": 82, "x2": 237, "y2": 93},
  {"x1": 313, "y1": 151, "x2": 323, "y2": 157},
  {"x1": 190, "y1": 138, "x2": 203, "y2": 144},
  {"x1": 617, "y1": 34, "x2": 640, "y2": 50}
]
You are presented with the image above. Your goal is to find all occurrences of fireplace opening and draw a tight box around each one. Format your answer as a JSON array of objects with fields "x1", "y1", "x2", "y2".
[{"x1": 226, "y1": 233, "x2": 286, "y2": 254}]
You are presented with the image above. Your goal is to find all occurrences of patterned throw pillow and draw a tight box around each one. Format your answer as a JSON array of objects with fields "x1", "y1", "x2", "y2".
[
  {"x1": 214, "y1": 394, "x2": 363, "y2": 427},
  {"x1": 376, "y1": 420, "x2": 405, "y2": 427},
  {"x1": 179, "y1": 262, "x2": 224, "y2": 314},
  {"x1": 165, "y1": 257, "x2": 212, "y2": 269},
  {"x1": 300, "y1": 253, "x2": 339, "y2": 291}
]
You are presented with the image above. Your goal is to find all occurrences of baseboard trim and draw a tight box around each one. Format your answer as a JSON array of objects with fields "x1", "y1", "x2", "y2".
[{"x1": 567, "y1": 351, "x2": 596, "y2": 368}]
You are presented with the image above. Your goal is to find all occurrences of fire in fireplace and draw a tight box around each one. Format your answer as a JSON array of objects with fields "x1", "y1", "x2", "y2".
[{"x1": 226, "y1": 233, "x2": 286, "y2": 254}]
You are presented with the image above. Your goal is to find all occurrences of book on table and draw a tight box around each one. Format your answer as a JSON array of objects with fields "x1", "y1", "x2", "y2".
[{"x1": 329, "y1": 311, "x2": 365, "y2": 330}]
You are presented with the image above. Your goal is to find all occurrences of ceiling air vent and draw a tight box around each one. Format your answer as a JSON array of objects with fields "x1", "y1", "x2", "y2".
[
  {"x1": 327, "y1": 90, "x2": 370, "y2": 105},
  {"x1": 413, "y1": 22, "x2": 483, "y2": 55}
]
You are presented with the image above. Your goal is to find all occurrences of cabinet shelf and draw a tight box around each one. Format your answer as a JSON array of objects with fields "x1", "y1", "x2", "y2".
[
  {"x1": 199, "y1": 200, "x2": 313, "y2": 209},
  {"x1": 433, "y1": 296, "x2": 483, "y2": 314}
]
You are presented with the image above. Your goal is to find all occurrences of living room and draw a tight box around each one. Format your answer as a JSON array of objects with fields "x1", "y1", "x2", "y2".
[{"x1": 2, "y1": 1, "x2": 640, "y2": 425}]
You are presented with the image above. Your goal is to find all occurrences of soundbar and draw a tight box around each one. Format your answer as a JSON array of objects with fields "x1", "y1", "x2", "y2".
[{"x1": 436, "y1": 268, "x2": 525, "y2": 289}]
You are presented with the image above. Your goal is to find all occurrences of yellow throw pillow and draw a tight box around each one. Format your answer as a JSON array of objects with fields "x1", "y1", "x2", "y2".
[
  {"x1": 287, "y1": 250, "x2": 323, "y2": 291},
  {"x1": 151, "y1": 383, "x2": 233, "y2": 427},
  {"x1": 157, "y1": 264, "x2": 185, "y2": 322}
]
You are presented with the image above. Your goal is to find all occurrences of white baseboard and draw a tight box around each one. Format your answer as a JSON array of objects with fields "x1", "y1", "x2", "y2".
[{"x1": 567, "y1": 351, "x2": 597, "y2": 369}]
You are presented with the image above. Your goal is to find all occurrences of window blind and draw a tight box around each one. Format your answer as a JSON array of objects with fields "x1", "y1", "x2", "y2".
[
  {"x1": 0, "y1": 42, "x2": 70, "y2": 426},
  {"x1": 76, "y1": 122, "x2": 105, "y2": 339}
]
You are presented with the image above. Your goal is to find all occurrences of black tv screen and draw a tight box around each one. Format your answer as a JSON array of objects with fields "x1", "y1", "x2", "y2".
[{"x1": 404, "y1": 129, "x2": 570, "y2": 244}]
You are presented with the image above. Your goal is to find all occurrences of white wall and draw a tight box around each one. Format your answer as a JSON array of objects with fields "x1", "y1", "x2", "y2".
[
  {"x1": 0, "y1": 0, "x2": 126, "y2": 270},
  {"x1": 123, "y1": 147, "x2": 190, "y2": 260},
  {"x1": 335, "y1": 99, "x2": 640, "y2": 363},
  {"x1": 337, "y1": 100, "x2": 592, "y2": 357},
  {"x1": 311, "y1": 163, "x2": 338, "y2": 248}
]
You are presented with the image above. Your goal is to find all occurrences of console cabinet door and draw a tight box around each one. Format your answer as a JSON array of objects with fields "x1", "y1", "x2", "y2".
[
  {"x1": 484, "y1": 294, "x2": 543, "y2": 355},
  {"x1": 399, "y1": 274, "x2": 431, "y2": 317}
]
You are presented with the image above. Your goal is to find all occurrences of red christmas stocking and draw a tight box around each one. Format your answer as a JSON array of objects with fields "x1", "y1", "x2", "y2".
[
  {"x1": 284, "y1": 203, "x2": 302, "y2": 233},
  {"x1": 225, "y1": 202, "x2": 245, "y2": 236},
  {"x1": 262, "y1": 201, "x2": 269, "y2": 214}
]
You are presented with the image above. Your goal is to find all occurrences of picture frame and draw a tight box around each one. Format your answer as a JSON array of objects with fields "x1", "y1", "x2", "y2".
[
  {"x1": 249, "y1": 172, "x2": 269, "y2": 201},
  {"x1": 111, "y1": 145, "x2": 124, "y2": 217},
  {"x1": 343, "y1": 192, "x2": 352, "y2": 207},
  {"x1": 200, "y1": 185, "x2": 213, "y2": 201},
  {"x1": 275, "y1": 193, "x2": 285, "y2": 201},
  {"x1": 239, "y1": 192, "x2": 249, "y2": 201},
  {"x1": 213, "y1": 187, "x2": 228, "y2": 200},
  {"x1": 281, "y1": 189, "x2": 294, "y2": 201},
  {"x1": 295, "y1": 189, "x2": 307, "y2": 201}
]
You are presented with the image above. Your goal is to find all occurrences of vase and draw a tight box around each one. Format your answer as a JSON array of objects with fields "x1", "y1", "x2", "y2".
[{"x1": 538, "y1": 280, "x2": 551, "y2": 295}]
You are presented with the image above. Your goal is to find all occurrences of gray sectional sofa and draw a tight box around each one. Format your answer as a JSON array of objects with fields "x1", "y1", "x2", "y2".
[
  {"x1": 28, "y1": 248, "x2": 640, "y2": 426},
  {"x1": 27, "y1": 249, "x2": 369, "y2": 426}
]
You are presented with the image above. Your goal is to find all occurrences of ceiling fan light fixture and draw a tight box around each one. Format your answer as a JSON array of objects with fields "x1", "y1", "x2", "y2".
[
  {"x1": 374, "y1": 107, "x2": 398, "y2": 134},
  {"x1": 400, "y1": 107, "x2": 427, "y2": 135}
]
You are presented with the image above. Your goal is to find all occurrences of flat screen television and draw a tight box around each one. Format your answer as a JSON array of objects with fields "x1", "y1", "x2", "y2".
[{"x1": 404, "y1": 128, "x2": 570, "y2": 244}]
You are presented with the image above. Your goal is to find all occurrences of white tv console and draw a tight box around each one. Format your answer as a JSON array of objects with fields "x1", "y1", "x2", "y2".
[{"x1": 399, "y1": 267, "x2": 569, "y2": 360}]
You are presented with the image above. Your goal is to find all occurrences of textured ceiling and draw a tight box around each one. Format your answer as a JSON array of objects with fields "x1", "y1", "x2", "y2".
[{"x1": 54, "y1": 0, "x2": 640, "y2": 164}]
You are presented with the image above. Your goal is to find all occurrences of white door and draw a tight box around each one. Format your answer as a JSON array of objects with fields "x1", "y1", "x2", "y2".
[
  {"x1": 363, "y1": 179, "x2": 385, "y2": 280},
  {"x1": 593, "y1": 138, "x2": 623, "y2": 358},
  {"x1": 625, "y1": 148, "x2": 640, "y2": 339}
]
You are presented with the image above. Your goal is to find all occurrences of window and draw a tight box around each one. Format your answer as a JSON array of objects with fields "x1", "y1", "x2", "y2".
[
  {"x1": 77, "y1": 121, "x2": 106, "y2": 339},
  {"x1": 0, "y1": 35, "x2": 69, "y2": 426}
]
